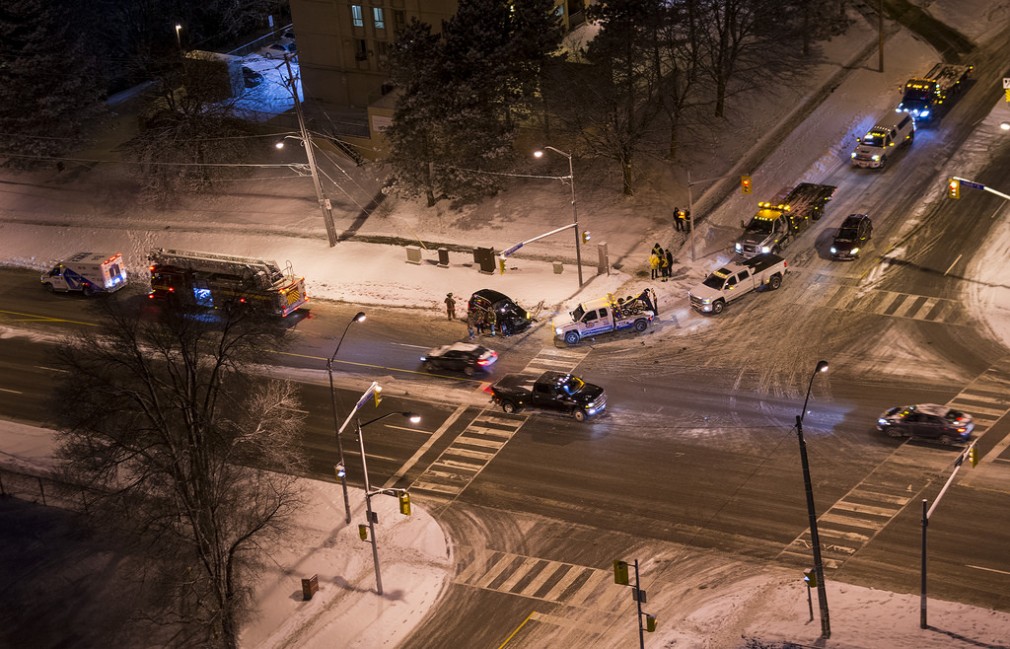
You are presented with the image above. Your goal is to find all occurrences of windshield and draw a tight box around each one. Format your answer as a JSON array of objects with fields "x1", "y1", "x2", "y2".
[
  {"x1": 861, "y1": 131, "x2": 887, "y2": 147},
  {"x1": 902, "y1": 88, "x2": 930, "y2": 103},
  {"x1": 702, "y1": 274, "x2": 726, "y2": 290},
  {"x1": 561, "y1": 376, "x2": 585, "y2": 395},
  {"x1": 745, "y1": 219, "x2": 774, "y2": 235},
  {"x1": 571, "y1": 305, "x2": 586, "y2": 321},
  {"x1": 837, "y1": 228, "x2": 858, "y2": 241}
]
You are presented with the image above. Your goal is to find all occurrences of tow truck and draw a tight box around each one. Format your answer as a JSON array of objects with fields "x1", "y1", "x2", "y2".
[
  {"x1": 734, "y1": 183, "x2": 835, "y2": 258},
  {"x1": 897, "y1": 62, "x2": 973, "y2": 122},
  {"x1": 553, "y1": 288, "x2": 657, "y2": 345}
]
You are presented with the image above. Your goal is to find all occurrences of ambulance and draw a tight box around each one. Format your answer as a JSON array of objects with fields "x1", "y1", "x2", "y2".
[{"x1": 41, "y1": 252, "x2": 129, "y2": 296}]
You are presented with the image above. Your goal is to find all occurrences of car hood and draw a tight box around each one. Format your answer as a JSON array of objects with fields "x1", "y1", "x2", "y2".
[
  {"x1": 737, "y1": 232, "x2": 770, "y2": 247},
  {"x1": 573, "y1": 384, "x2": 605, "y2": 404},
  {"x1": 853, "y1": 143, "x2": 885, "y2": 156},
  {"x1": 832, "y1": 238, "x2": 856, "y2": 251}
]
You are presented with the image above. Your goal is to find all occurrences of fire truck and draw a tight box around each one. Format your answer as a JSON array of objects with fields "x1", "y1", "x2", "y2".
[
  {"x1": 147, "y1": 249, "x2": 309, "y2": 317},
  {"x1": 896, "y1": 63, "x2": 973, "y2": 122},
  {"x1": 733, "y1": 183, "x2": 835, "y2": 258}
]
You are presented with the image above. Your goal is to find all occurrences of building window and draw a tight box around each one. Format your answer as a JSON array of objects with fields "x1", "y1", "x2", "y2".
[
  {"x1": 373, "y1": 7, "x2": 385, "y2": 30},
  {"x1": 393, "y1": 9, "x2": 405, "y2": 32},
  {"x1": 351, "y1": 5, "x2": 364, "y2": 27},
  {"x1": 355, "y1": 39, "x2": 368, "y2": 61}
]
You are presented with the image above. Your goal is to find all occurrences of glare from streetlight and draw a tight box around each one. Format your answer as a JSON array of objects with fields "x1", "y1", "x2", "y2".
[
  {"x1": 407, "y1": 413, "x2": 421, "y2": 424},
  {"x1": 816, "y1": 360, "x2": 829, "y2": 373},
  {"x1": 533, "y1": 150, "x2": 545, "y2": 159},
  {"x1": 1001, "y1": 121, "x2": 1010, "y2": 132},
  {"x1": 353, "y1": 311, "x2": 366, "y2": 323},
  {"x1": 275, "y1": 141, "x2": 285, "y2": 149}
]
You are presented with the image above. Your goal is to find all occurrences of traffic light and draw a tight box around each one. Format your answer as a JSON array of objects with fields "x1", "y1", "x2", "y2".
[
  {"x1": 645, "y1": 614, "x2": 657, "y2": 632},
  {"x1": 499, "y1": 257, "x2": 506, "y2": 274},
  {"x1": 613, "y1": 560, "x2": 629, "y2": 586},
  {"x1": 581, "y1": 230, "x2": 591, "y2": 243},
  {"x1": 399, "y1": 491, "x2": 412, "y2": 516},
  {"x1": 804, "y1": 568, "x2": 818, "y2": 588},
  {"x1": 947, "y1": 177, "x2": 960, "y2": 199},
  {"x1": 968, "y1": 446, "x2": 978, "y2": 467},
  {"x1": 373, "y1": 385, "x2": 383, "y2": 407},
  {"x1": 740, "y1": 175, "x2": 753, "y2": 194},
  {"x1": 358, "y1": 524, "x2": 368, "y2": 541},
  {"x1": 334, "y1": 463, "x2": 346, "y2": 480}
]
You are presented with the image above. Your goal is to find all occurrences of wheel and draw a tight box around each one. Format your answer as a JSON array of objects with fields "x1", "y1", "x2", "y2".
[
  {"x1": 711, "y1": 300, "x2": 725, "y2": 315},
  {"x1": 463, "y1": 365, "x2": 475, "y2": 377},
  {"x1": 938, "y1": 435, "x2": 956, "y2": 446},
  {"x1": 884, "y1": 426, "x2": 903, "y2": 438},
  {"x1": 501, "y1": 401, "x2": 518, "y2": 414},
  {"x1": 768, "y1": 274, "x2": 782, "y2": 290},
  {"x1": 633, "y1": 319, "x2": 648, "y2": 333},
  {"x1": 573, "y1": 409, "x2": 586, "y2": 422},
  {"x1": 423, "y1": 361, "x2": 434, "y2": 372},
  {"x1": 564, "y1": 331, "x2": 580, "y2": 345},
  {"x1": 877, "y1": 157, "x2": 886, "y2": 169},
  {"x1": 43, "y1": 283, "x2": 54, "y2": 293},
  {"x1": 82, "y1": 284, "x2": 95, "y2": 297}
]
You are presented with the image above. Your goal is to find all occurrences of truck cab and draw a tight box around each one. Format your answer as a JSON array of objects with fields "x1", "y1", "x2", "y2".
[{"x1": 851, "y1": 113, "x2": 914, "y2": 169}]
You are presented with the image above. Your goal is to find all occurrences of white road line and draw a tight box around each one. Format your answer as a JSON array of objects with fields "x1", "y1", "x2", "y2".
[
  {"x1": 944, "y1": 254, "x2": 962, "y2": 276},
  {"x1": 0, "y1": 387, "x2": 22, "y2": 394},
  {"x1": 965, "y1": 564, "x2": 1010, "y2": 576},
  {"x1": 382, "y1": 403, "x2": 469, "y2": 489}
]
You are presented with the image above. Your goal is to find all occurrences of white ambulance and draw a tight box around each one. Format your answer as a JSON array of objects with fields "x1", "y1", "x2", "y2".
[{"x1": 41, "y1": 252, "x2": 129, "y2": 296}]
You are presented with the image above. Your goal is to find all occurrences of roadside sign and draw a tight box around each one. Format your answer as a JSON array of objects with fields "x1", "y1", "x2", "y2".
[
  {"x1": 962, "y1": 179, "x2": 986, "y2": 191},
  {"x1": 1003, "y1": 77, "x2": 1010, "y2": 89}
]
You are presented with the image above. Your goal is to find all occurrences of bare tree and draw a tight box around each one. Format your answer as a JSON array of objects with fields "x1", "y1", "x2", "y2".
[{"x1": 53, "y1": 300, "x2": 305, "y2": 649}]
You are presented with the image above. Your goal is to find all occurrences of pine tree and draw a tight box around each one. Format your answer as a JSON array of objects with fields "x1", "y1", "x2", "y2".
[{"x1": 0, "y1": 0, "x2": 104, "y2": 169}]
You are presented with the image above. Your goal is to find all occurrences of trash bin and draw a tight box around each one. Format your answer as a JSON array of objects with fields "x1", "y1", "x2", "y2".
[
  {"x1": 473, "y1": 247, "x2": 496, "y2": 274},
  {"x1": 553, "y1": 261, "x2": 564, "y2": 275},
  {"x1": 405, "y1": 246, "x2": 422, "y2": 265},
  {"x1": 437, "y1": 247, "x2": 449, "y2": 268}
]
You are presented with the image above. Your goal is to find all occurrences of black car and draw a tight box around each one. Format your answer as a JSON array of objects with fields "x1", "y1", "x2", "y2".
[
  {"x1": 877, "y1": 403, "x2": 974, "y2": 444},
  {"x1": 831, "y1": 213, "x2": 873, "y2": 260},
  {"x1": 468, "y1": 289, "x2": 532, "y2": 335},
  {"x1": 420, "y1": 342, "x2": 498, "y2": 376}
]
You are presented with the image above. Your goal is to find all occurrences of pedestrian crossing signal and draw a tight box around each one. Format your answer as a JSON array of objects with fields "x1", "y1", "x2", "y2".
[
  {"x1": 335, "y1": 463, "x2": 346, "y2": 480},
  {"x1": 740, "y1": 175, "x2": 752, "y2": 194},
  {"x1": 358, "y1": 524, "x2": 368, "y2": 541},
  {"x1": 645, "y1": 614, "x2": 657, "y2": 632},
  {"x1": 613, "y1": 560, "x2": 629, "y2": 585},
  {"x1": 373, "y1": 385, "x2": 383, "y2": 407},
  {"x1": 581, "y1": 230, "x2": 591, "y2": 243},
  {"x1": 947, "y1": 178, "x2": 960, "y2": 199},
  {"x1": 399, "y1": 492, "x2": 412, "y2": 516},
  {"x1": 968, "y1": 446, "x2": 978, "y2": 467},
  {"x1": 499, "y1": 257, "x2": 506, "y2": 274},
  {"x1": 804, "y1": 568, "x2": 818, "y2": 587}
]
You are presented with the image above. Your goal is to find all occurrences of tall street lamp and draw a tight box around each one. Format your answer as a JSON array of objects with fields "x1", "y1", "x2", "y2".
[
  {"x1": 533, "y1": 146, "x2": 584, "y2": 287},
  {"x1": 796, "y1": 359, "x2": 831, "y2": 638},
  {"x1": 357, "y1": 410, "x2": 421, "y2": 596},
  {"x1": 327, "y1": 311, "x2": 366, "y2": 524},
  {"x1": 280, "y1": 56, "x2": 338, "y2": 247},
  {"x1": 175, "y1": 24, "x2": 183, "y2": 51}
]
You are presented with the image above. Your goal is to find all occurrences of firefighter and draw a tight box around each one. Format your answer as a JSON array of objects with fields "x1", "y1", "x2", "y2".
[
  {"x1": 676, "y1": 208, "x2": 691, "y2": 233},
  {"x1": 445, "y1": 293, "x2": 457, "y2": 320}
]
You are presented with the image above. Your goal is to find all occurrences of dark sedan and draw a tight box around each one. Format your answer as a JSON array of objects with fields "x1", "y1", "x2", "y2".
[
  {"x1": 831, "y1": 213, "x2": 873, "y2": 260},
  {"x1": 420, "y1": 342, "x2": 498, "y2": 376},
  {"x1": 877, "y1": 403, "x2": 973, "y2": 444}
]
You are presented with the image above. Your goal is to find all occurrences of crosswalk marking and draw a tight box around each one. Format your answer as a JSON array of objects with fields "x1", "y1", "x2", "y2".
[
  {"x1": 455, "y1": 550, "x2": 613, "y2": 609},
  {"x1": 797, "y1": 284, "x2": 966, "y2": 325},
  {"x1": 521, "y1": 347, "x2": 590, "y2": 375},
  {"x1": 780, "y1": 362, "x2": 1010, "y2": 570}
]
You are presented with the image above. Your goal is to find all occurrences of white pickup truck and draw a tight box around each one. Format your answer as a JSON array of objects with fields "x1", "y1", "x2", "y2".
[{"x1": 688, "y1": 253, "x2": 787, "y2": 315}]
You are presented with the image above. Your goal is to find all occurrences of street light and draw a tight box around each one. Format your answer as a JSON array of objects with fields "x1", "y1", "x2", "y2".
[
  {"x1": 327, "y1": 311, "x2": 366, "y2": 524},
  {"x1": 533, "y1": 146, "x2": 584, "y2": 287},
  {"x1": 796, "y1": 359, "x2": 830, "y2": 639},
  {"x1": 357, "y1": 411, "x2": 422, "y2": 595},
  {"x1": 175, "y1": 24, "x2": 183, "y2": 51},
  {"x1": 280, "y1": 56, "x2": 338, "y2": 247}
]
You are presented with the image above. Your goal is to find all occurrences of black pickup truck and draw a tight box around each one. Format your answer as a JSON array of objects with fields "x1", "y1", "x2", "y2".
[{"x1": 487, "y1": 371, "x2": 606, "y2": 422}]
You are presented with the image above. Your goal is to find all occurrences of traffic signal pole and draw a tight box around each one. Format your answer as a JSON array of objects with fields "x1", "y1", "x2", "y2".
[{"x1": 948, "y1": 176, "x2": 1010, "y2": 202}]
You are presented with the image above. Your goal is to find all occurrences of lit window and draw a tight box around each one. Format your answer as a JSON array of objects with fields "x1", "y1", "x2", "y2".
[
  {"x1": 351, "y1": 5, "x2": 363, "y2": 27},
  {"x1": 373, "y1": 7, "x2": 385, "y2": 29}
]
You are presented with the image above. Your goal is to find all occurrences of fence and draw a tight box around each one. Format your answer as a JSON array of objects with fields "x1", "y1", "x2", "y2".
[{"x1": 0, "y1": 467, "x2": 100, "y2": 513}]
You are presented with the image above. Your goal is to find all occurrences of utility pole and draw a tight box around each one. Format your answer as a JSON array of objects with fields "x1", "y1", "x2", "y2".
[{"x1": 283, "y1": 56, "x2": 338, "y2": 247}]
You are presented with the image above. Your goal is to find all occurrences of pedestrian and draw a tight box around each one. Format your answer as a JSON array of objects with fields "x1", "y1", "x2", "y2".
[
  {"x1": 673, "y1": 207, "x2": 684, "y2": 232},
  {"x1": 659, "y1": 248, "x2": 669, "y2": 281},
  {"x1": 665, "y1": 249, "x2": 674, "y2": 276},
  {"x1": 649, "y1": 250, "x2": 660, "y2": 280},
  {"x1": 678, "y1": 208, "x2": 691, "y2": 233},
  {"x1": 466, "y1": 310, "x2": 477, "y2": 339},
  {"x1": 444, "y1": 293, "x2": 456, "y2": 320}
]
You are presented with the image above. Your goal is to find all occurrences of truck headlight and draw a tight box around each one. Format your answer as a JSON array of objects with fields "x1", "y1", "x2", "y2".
[
  {"x1": 850, "y1": 152, "x2": 857, "y2": 159},
  {"x1": 761, "y1": 245, "x2": 771, "y2": 253},
  {"x1": 555, "y1": 327, "x2": 563, "y2": 335},
  {"x1": 920, "y1": 110, "x2": 929, "y2": 118},
  {"x1": 830, "y1": 246, "x2": 837, "y2": 254},
  {"x1": 734, "y1": 242, "x2": 742, "y2": 252},
  {"x1": 871, "y1": 154, "x2": 880, "y2": 161},
  {"x1": 850, "y1": 247, "x2": 859, "y2": 255}
]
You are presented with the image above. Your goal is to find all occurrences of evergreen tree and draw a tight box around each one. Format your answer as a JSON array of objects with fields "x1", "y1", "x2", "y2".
[{"x1": 0, "y1": 0, "x2": 105, "y2": 169}]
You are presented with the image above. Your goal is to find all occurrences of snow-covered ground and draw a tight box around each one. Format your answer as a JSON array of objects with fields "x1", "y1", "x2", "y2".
[{"x1": 3, "y1": 1, "x2": 1010, "y2": 647}]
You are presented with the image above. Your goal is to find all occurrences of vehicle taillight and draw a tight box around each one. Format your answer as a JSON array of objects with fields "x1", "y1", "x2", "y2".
[{"x1": 482, "y1": 384, "x2": 494, "y2": 394}]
